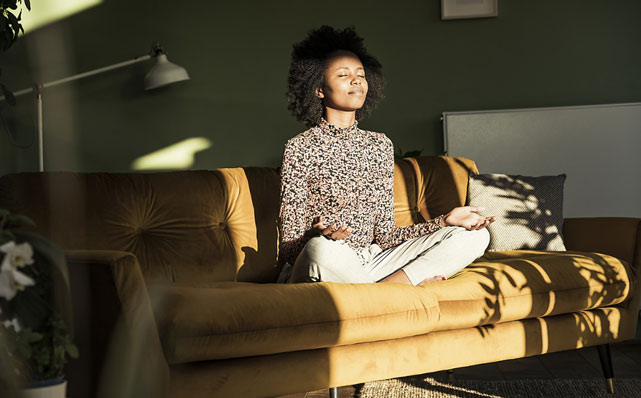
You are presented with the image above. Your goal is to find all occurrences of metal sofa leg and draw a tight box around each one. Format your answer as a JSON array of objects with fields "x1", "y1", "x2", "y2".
[
  {"x1": 597, "y1": 344, "x2": 615, "y2": 394},
  {"x1": 329, "y1": 387, "x2": 338, "y2": 398}
]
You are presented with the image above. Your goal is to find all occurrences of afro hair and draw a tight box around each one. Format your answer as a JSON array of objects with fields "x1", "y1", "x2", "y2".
[{"x1": 287, "y1": 26, "x2": 386, "y2": 127}]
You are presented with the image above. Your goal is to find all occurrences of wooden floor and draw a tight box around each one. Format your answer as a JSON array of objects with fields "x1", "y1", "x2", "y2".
[{"x1": 275, "y1": 338, "x2": 641, "y2": 398}]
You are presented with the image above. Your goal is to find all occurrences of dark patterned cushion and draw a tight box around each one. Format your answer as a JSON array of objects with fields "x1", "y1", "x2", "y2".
[{"x1": 467, "y1": 174, "x2": 567, "y2": 251}]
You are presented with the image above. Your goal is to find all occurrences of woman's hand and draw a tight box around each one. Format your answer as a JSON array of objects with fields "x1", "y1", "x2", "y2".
[
  {"x1": 444, "y1": 206, "x2": 496, "y2": 230},
  {"x1": 309, "y1": 216, "x2": 352, "y2": 240}
]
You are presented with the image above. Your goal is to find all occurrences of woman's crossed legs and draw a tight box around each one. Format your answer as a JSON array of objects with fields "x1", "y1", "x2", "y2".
[{"x1": 288, "y1": 226, "x2": 490, "y2": 285}]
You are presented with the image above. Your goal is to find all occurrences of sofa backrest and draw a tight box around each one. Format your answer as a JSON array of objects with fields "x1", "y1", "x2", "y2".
[
  {"x1": 393, "y1": 156, "x2": 478, "y2": 226},
  {"x1": 0, "y1": 156, "x2": 476, "y2": 284}
]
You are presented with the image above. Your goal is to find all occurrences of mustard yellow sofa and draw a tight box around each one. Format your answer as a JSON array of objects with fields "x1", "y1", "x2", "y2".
[{"x1": 0, "y1": 156, "x2": 639, "y2": 398}]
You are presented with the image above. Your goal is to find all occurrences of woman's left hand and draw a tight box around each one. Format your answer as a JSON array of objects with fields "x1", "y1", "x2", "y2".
[{"x1": 444, "y1": 206, "x2": 496, "y2": 230}]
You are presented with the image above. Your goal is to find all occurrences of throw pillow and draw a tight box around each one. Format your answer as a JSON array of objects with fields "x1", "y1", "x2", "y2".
[{"x1": 467, "y1": 173, "x2": 567, "y2": 251}]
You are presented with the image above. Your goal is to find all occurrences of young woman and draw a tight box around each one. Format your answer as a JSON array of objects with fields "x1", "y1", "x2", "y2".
[{"x1": 278, "y1": 26, "x2": 494, "y2": 285}]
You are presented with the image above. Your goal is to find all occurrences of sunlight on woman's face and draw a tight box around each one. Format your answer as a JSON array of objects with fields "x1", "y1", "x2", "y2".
[{"x1": 318, "y1": 50, "x2": 368, "y2": 112}]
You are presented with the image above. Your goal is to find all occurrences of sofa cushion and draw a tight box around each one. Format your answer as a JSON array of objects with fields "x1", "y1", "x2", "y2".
[
  {"x1": 429, "y1": 250, "x2": 634, "y2": 332},
  {"x1": 156, "y1": 281, "x2": 440, "y2": 364},
  {"x1": 467, "y1": 173, "x2": 567, "y2": 251}
]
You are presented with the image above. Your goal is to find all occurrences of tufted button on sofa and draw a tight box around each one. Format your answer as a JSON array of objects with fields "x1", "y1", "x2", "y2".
[{"x1": 0, "y1": 156, "x2": 639, "y2": 398}]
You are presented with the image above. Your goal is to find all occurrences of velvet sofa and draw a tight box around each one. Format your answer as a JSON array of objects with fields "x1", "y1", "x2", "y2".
[{"x1": 0, "y1": 156, "x2": 639, "y2": 398}]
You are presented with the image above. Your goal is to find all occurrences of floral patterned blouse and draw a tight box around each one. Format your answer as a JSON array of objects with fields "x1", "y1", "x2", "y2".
[{"x1": 278, "y1": 118, "x2": 443, "y2": 267}]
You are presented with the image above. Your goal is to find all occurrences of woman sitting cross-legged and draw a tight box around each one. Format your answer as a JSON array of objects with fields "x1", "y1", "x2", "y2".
[{"x1": 278, "y1": 26, "x2": 494, "y2": 286}]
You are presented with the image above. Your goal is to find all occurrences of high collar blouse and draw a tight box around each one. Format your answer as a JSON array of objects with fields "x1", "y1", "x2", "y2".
[{"x1": 277, "y1": 119, "x2": 442, "y2": 266}]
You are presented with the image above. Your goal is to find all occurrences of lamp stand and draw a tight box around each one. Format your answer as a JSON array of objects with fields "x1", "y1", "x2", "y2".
[{"x1": 34, "y1": 84, "x2": 43, "y2": 172}]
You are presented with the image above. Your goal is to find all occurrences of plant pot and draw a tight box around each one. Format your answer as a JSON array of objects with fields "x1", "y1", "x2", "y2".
[{"x1": 19, "y1": 379, "x2": 67, "y2": 398}]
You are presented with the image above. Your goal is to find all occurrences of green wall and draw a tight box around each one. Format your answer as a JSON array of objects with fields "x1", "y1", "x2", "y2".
[{"x1": 1, "y1": 0, "x2": 640, "y2": 174}]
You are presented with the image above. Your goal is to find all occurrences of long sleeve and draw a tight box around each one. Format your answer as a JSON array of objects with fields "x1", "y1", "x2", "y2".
[
  {"x1": 373, "y1": 138, "x2": 443, "y2": 250},
  {"x1": 277, "y1": 140, "x2": 311, "y2": 266}
]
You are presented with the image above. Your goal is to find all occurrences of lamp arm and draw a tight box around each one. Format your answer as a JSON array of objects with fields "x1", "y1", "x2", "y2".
[
  {"x1": 0, "y1": 54, "x2": 152, "y2": 102},
  {"x1": 41, "y1": 54, "x2": 152, "y2": 90}
]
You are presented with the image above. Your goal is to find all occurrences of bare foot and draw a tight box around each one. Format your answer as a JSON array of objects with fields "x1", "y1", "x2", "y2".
[{"x1": 419, "y1": 276, "x2": 447, "y2": 285}]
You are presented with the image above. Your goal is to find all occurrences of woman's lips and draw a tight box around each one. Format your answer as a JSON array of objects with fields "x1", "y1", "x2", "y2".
[{"x1": 349, "y1": 89, "x2": 364, "y2": 95}]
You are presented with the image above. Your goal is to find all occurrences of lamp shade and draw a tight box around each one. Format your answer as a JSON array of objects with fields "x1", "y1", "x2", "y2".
[{"x1": 144, "y1": 54, "x2": 190, "y2": 90}]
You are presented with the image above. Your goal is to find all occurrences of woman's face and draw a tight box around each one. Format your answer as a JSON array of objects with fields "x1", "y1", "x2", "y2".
[{"x1": 317, "y1": 50, "x2": 368, "y2": 112}]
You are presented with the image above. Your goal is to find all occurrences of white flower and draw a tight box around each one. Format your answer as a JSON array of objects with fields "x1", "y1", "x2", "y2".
[
  {"x1": 0, "y1": 241, "x2": 36, "y2": 300},
  {"x1": 0, "y1": 263, "x2": 36, "y2": 301},
  {"x1": 0, "y1": 241, "x2": 35, "y2": 268},
  {"x1": 2, "y1": 317, "x2": 21, "y2": 332}
]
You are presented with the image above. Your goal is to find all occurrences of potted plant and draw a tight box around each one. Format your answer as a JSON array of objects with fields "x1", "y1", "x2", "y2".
[
  {"x1": 0, "y1": 209, "x2": 78, "y2": 397},
  {"x1": 0, "y1": 0, "x2": 31, "y2": 104}
]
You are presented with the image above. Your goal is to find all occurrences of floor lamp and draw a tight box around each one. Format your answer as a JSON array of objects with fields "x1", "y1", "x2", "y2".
[{"x1": 0, "y1": 43, "x2": 190, "y2": 171}]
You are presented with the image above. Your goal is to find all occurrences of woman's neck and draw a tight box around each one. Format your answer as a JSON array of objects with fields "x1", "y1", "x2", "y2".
[{"x1": 324, "y1": 109, "x2": 356, "y2": 128}]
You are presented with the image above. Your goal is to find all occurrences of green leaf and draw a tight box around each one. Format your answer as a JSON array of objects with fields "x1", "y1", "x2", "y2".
[
  {"x1": 0, "y1": 17, "x2": 12, "y2": 51},
  {"x1": 404, "y1": 150, "x2": 424, "y2": 158},
  {"x1": 15, "y1": 340, "x2": 32, "y2": 358},
  {"x1": 0, "y1": 82, "x2": 16, "y2": 105},
  {"x1": 7, "y1": 12, "x2": 20, "y2": 41},
  {"x1": 25, "y1": 331, "x2": 44, "y2": 344},
  {"x1": 33, "y1": 347, "x2": 49, "y2": 366},
  {"x1": 6, "y1": 10, "x2": 18, "y2": 28},
  {"x1": 14, "y1": 286, "x2": 52, "y2": 329},
  {"x1": 65, "y1": 342, "x2": 79, "y2": 358},
  {"x1": 7, "y1": 213, "x2": 35, "y2": 228},
  {"x1": 0, "y1": 230, "x2": 16, "y2": 242},
  {"x1": 394, "y1": 146, "x2": 424, "y2": 159}
]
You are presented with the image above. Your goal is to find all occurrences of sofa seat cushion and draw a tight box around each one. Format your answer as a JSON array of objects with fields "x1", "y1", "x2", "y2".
[
  {"x1": 157, "y1": 281, "x2": 440, "y2": 364},
  {"x1": 429, "y1": 250, "x2": 634, "y2": 332}
]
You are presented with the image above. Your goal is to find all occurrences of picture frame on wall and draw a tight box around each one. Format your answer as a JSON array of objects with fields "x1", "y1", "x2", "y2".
[{"x1": 441, "y1": 0, "x2": 498, "y2": 20}]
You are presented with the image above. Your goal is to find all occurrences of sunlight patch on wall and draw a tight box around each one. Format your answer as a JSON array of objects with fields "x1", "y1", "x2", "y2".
[
  {"x1": 131, "y1": 138, "x2": 212, "y2": 171},
  {"x1": 20, "y1": 0, "x2": 103, "y2": 33}
]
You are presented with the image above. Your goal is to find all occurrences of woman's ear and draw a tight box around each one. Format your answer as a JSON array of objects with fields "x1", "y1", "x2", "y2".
[{"x1": 315, "y1": 87, "x2": 324, "y2": 99}]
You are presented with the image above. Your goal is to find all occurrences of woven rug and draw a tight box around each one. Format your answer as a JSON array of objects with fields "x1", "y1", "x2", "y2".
[{"x1": 359, "y1": 376, "x2": 641, "y2": 397}]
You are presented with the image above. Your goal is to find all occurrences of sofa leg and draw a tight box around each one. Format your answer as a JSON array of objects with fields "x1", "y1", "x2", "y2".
[
  {"x1": 596, "y1": 344, "x2": 615, "y2": 394},
  {"x1": 447, "y1": 369, "x2": 455, "y2": 381},
  {"x1": 329, "y1": 387, "x2": 338, "y2": 398}
]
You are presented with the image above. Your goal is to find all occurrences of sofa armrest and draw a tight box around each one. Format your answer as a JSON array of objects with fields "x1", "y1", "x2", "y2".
[
  {"x1": 64, "y1": 250, "x2": 170, "y2": 398},
  {"x1": 562, "y1": 217, "x2": 641, "y2": 268},
  {"x1": 563, "y1": 218, "x2": 641, "y2": 339}
]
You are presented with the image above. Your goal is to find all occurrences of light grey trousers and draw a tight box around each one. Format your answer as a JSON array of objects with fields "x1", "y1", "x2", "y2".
[{"x1": 288, "y1": 226, "x2": 490, "y2": 285}]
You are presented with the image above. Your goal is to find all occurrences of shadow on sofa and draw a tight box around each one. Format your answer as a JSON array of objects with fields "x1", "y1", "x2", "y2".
[
  {"x1": 467, "y1": 252, "x2": 630, "y2": 335},
  {"x1": 238, "y1": 167, "x2": 280, "y2": 282}
]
